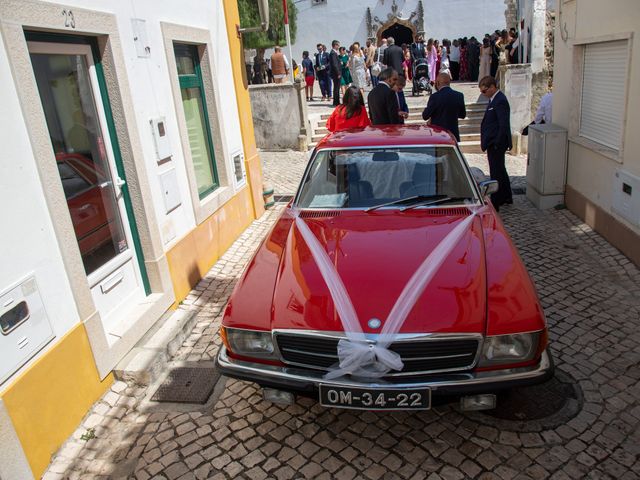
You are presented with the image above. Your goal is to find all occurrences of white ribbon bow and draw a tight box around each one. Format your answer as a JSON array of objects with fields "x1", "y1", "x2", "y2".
[{"x1": 294, "y1": 206, "x2": 481, "y2": 380}]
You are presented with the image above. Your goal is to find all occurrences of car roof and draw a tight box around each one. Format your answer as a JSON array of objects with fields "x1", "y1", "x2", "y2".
[{"x1": 317, "y1": 125, "x2": 458, "y2": 150}]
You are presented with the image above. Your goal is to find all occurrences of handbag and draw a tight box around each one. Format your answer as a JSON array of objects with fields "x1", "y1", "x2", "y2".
[{"x1": 371, "y1": 48, "x2": 383, "y2": 76}]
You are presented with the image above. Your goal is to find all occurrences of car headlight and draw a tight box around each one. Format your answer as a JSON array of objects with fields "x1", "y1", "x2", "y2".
[
  {"x1": 479, "y1": 331, "x2": 545, "y2": 367},
  {"x1": 221, "y1": 327, "x2": 276, "y2": 359}
]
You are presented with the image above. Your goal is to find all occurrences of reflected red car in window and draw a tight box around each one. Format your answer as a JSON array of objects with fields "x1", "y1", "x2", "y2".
[
  {"x1": 56, "y1": 152, "x2": 119, "y2": 258},
  {"x1": 217, "y1": 125, "x2": 553, "y2": 411}
]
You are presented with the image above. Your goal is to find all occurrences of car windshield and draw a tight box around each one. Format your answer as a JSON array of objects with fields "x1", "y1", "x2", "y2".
[{"x1": 295, "y1": 146, "x2": 478, "y2": 209}]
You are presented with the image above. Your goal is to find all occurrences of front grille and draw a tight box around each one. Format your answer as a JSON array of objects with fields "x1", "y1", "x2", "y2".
[{"x1": 275, "y1": 333, "x2": 479, "y2": 376}]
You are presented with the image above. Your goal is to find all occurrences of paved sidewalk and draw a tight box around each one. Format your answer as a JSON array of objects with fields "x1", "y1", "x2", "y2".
[{"x1": 43, "y1": 153, "x2": 640, "y2": 479}]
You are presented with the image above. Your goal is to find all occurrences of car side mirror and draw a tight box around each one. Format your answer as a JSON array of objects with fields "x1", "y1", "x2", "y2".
[{"x1": 479, "y1": 180, "x2": 499, "y2": 197}]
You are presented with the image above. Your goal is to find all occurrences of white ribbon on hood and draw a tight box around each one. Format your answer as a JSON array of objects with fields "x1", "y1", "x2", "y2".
[{"x1": 294, "y1": 207, "x2": 481, "y2": 380}]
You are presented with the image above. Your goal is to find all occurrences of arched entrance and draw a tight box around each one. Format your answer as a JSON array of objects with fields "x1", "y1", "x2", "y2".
[{"x1": 378, "y1": 21, "x2": 416, "y2": 47}]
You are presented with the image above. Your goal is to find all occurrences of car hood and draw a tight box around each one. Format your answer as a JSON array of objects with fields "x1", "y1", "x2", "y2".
[{"x1": 271, "y1": 209, "x2": 487, "y2": 335}]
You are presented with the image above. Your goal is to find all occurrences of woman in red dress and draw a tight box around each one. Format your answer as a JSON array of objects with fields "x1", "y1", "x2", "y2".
[
  {"x1": 459, "y1": 38, "x2": 469, "y2": 81},
  {"x1": 326, "y1": 85, "x2": 371, "y2": 132}
]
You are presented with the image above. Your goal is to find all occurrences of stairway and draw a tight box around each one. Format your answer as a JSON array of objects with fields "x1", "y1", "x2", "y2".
[{"x1": 308, "y1": 99, "x2": 487, "y2": 154}]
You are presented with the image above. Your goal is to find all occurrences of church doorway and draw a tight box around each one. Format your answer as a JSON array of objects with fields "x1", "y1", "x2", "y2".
[{"x1": 379, "y1": 23, "x2": 414, "y2": 47}]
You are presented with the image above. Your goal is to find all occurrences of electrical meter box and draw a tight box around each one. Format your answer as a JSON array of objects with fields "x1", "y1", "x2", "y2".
[
  {"x1": 0, "y1": 276, "x2": 54, "y2": 384},
  {"x1": 526, "y1": 123, "x2": 568, "y2": 209},
  {"x1": 612, "y1": 169, "x2": 640, "y2": 227},
  {"x1": 150, "y1": 116, "x2": 172, "y2": 161},
  {"x1": 232, "y1": 151, "x2": 246, "y2": 188}
]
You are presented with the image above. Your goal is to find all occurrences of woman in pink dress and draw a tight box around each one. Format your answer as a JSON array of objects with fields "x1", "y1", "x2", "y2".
[{"x1": 426, "y1": 38, "x2": 437, "y2": 85}]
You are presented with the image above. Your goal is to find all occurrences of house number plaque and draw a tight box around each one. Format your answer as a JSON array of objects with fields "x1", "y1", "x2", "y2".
[{"x1": 62, "y1": 9, "x2": 76, "y2": 29}]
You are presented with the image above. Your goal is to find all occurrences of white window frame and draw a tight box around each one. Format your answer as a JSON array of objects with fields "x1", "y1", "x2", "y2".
[
  {"x1": 569, "y1": 32, "x2": 633, "y2": 163},
  {"x1": 161, "y1": 23, "x2": 236, "y2": 225}
]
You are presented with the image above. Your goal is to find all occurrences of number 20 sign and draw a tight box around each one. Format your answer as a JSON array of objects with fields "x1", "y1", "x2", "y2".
[{"x1": 62, "y1": 9, "x2": 76, "y2": 29}]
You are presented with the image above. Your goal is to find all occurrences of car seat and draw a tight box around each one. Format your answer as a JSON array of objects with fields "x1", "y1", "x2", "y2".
[
  {"x1": 399, "y1": 163, "x2": 437, "y2": 197},
  {"x1": 346, "y1": 164, "x2": 373, "y2": 204}
]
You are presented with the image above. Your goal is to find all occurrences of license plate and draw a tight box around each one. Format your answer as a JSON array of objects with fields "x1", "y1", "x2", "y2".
[{"x1": 319, "y1": 385, "x2": 431, "y2": 410}]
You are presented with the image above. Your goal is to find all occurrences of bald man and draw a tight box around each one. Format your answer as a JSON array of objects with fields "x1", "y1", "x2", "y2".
[{"x1": 421, "y1": 73, "x2": 466, "y2": 141}]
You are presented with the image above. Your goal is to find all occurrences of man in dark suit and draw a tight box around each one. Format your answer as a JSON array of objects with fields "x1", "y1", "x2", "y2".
[
  {"x1": 328, "y1": 40, "x2": 342, "y2": 106},
  {"x1": 479, "y1": 75, "x2": 513, "y2": 210},
  {"x1": 410, "y1": 35, "x2": 426, "y2": 63},
  {"x1": 315, "y1": 43, "x2": 331, "y2": 101},
  {"x1": 393, "y1": 74, "x2": 410, "y2": 123},
  {"x1": 367, "y1": 68, "x2": 402, "y2": 125},
  {"x1": 421, "y1": 73, "x2": 466, "y2": 140},
  {"x1": 382, "y1": 37, "x2": 404, "y2": 78}
]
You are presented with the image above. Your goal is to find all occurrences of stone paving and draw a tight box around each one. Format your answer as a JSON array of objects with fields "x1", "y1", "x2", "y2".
[{"x1": 42, "y1": 150, "x2": 640, "y2": 479}]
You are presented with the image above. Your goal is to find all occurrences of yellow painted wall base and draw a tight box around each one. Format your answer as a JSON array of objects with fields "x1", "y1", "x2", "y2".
[
  {"x1": 1, "y1": 323, "x2": 112, "y2": 478},
  {"x1": 222, "y1": 0, "x2": 265, "y2": 220},
  {"x1": 167, "y1": 187, "x2": 255, "y2": 304}
]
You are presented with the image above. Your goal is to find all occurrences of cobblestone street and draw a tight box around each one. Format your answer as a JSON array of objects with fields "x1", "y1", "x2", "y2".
[{"x1": 43, "y1": 150, "x2": 640, "y2": 480}]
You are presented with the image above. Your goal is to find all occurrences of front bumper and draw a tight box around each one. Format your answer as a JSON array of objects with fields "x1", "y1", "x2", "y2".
[{"x1": 216, "y1": 347, "x2": 554, "y2": 396}]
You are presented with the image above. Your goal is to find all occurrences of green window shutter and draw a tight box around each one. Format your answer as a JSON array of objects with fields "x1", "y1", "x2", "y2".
[{"x1": 173, "y1": 43, "x2": 219, "y2": 198}]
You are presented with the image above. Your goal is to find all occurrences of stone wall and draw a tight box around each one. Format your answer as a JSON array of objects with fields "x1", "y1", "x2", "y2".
[
  {"x1": 249, "y1": 82, "x2": 309, "y2": 151},
  {"x1": 531, "y1": 10, "x2": 555, "y2": 118},
  {"x1": 498, "y1": 63, "x2": 533, "y2": 154},
  {"x1": 504, "y1": 0, "x2": 518, "y2": 30}
]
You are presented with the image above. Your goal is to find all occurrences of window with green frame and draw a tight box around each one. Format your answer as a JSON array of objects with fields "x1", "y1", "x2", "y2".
[{"x1": 173, "y1": 43, "x2": 219, "y2": 198}]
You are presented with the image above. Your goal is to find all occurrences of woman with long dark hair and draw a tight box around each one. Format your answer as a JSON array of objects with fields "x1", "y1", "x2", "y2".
[{"x1": 325, "y1": 85, "x2": 371, "y2": 132}]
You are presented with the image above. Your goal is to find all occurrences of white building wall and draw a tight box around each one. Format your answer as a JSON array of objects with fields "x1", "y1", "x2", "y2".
[
  {"x1": 288, "y1": 0, "x2": 506, "y2": 63},
  {"x1": 0, "y1": 0, "x2": 243, "y2": 386},
  {"x1": 0, "y1": 32, "x2": 81, "y2": 341},
  {"x1": 56, "y1": 0, "x2": 244, "y2": 248}
]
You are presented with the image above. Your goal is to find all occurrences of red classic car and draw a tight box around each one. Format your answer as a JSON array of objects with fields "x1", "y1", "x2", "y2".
[{"x1": 217, "y1": 125, "x2": 553, "y2": 411}]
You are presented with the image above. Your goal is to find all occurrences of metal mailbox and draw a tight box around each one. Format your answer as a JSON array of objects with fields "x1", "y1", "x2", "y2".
[{"x1": 0, "y1": 276, "x2": 54, "y2": 384}]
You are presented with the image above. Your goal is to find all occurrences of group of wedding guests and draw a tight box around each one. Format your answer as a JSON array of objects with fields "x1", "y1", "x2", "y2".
[
  {"x1": 301, "y1": 41, "x2": 370, "y2": 104},
  {"x1": 293, "y1": 28, "x2": 521, "y2": 101}
]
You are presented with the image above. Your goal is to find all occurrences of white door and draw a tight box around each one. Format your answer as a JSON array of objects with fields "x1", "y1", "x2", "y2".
[{"x1": 28, "y1": 41, "x2": 145, "y2": 340}]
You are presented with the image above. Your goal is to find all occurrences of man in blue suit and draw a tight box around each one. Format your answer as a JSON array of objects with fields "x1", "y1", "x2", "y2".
[
  {"x1": 421, "y1": 73, "x2": 466, "y2": 140},
  {"x1": 479, "y1": 75, "x2": 513, "y2": 210},
  {"x1": 315, "y1": 44, "x2": 331, "y2": 101}
]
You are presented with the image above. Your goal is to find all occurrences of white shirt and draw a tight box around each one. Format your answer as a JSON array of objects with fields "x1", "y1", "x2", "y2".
[
  {"x1": 440, "y1": 47, "x2": 450, "y2": 69},
  {"x1": 490, "y1": 90, "x2": 500, "y2": 103},
  {"x1": 450, "y1": 45, "x2": 460, "y2": 62},
  {"x1": 535, "y1": 92, "x2": 553, "y2": 123}
]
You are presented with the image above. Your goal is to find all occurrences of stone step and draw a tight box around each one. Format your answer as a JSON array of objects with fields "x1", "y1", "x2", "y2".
[
  {"x1": 113, "y1": 308, "x2": 198, "y2": 386},
  {"x1": 459, "y1": 123, "x2": 481, "y2": 132},
  {"x1": 459, "y1": 118, "x2": 482, "y2": 127},
  {"x1": 460, "y1": 132, "x2": 481, "y2": 142},
  {"x1": 459, "y1": 141, "x2": 483, "y2": 154},
  {"x1": 319, "y1": 107, "x2": 485, "y2": 123},
  {"x1": 409, "y1": 110, "x2": 484, "y2": 123},
  {"x1": 403, "y1": 119, "x2": 480, "y2": 132}
]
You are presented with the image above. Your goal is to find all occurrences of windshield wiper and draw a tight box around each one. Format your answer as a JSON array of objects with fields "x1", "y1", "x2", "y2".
[
  {"x1": 400, "y1": 196, "x2": 473, "y2": 211},
  {"x1": 365, "y1": 194, "x2": 449, "y2": 212}
]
